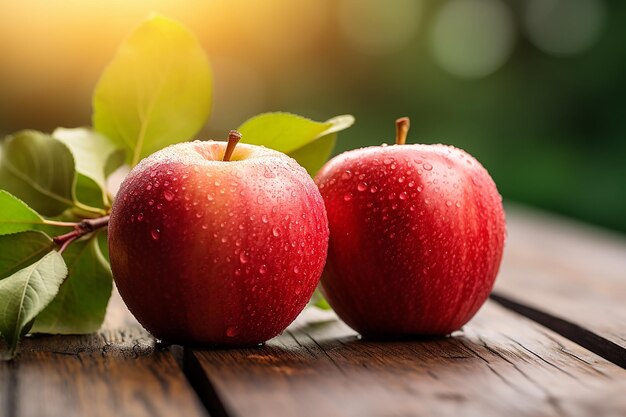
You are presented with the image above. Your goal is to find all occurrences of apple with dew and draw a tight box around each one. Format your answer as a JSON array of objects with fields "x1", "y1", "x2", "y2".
[
  {"x1": 108, "y1": 131, "x2": 329, "y2": 345},
  {"x1": 315, "y1": 118, "x2": 505, "y2": 337}
]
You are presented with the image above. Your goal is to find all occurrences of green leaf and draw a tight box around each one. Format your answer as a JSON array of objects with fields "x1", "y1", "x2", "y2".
[
  {"x1": 0, "y1": 250, "x2": 67, "y2": 358},
  {"x1": 0, "y1": 190, "x2": 47, "y2": 235},
  {"x1": 104, "y1": 149, "x2": 126, "y2": 178},
  {"x1": 0, "y1": 231, "x2": 55, "y2": 279},
  {"x1": 32, "y1": 233, "x2": 112, "y2": 335},
  {"x1": 52, "y1": 127, "x2": 123, "y2": 206},
  {"x1": 97, "y1": 229, "x2": 110, "y2": 262},
  {"x1": 237, "y1": 113, "x2": 354, "y2": 175},
  {"x1": 0, "y1": 131, "x2": 76, "y2": 216},
  {"x1": 288, "y1": 133, "x2": 337, "y2": 175},
  {"x1": 74, "y1": 174, "x2": 106, "y2": 209},
  {"x1": 309, "y1": 288, "x2": 332, "y2": 310},
  {"x1": 93, "y1": 13, "x2": 213, "y2": 167}
]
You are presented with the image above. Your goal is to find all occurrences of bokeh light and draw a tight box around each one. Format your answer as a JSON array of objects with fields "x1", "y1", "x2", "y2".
[
  {"x1": 430, "y1": 0, "x2": 515, "y2": 79},
  {"x1": 337, "y1": 0, "x2": 422, "y2": 55},
  {"x1": 524, "y1": 0, "x2": 607, "y2": 56},
  {"x1": 209, "y1": 59, "x2": 267, "y2": 133},
  {"x1": 0, "y1": 0, "x2": 625, "y2": 234}
]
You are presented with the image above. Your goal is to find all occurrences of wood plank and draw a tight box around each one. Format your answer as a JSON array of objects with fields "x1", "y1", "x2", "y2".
[
  {"x1": 494, "y1": 205, "x2": 626, "y2": 351},
  {"x1": 189, "y1": 301, "x2": 626, "y2": 417},
  {"x1": 0, "y1": 357, "x2": 12, "y2": 417},
  {"x1": 2, "y1": 291, "x2": 207, "y2": 417}
]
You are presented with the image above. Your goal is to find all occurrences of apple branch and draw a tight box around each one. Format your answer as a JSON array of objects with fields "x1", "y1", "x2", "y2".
[
  {"x1": 223, "y1": 130, "x2": 242, "y2": 162},
  {"x1": 53, "y1": 215, "x2": 110, "y2": 253},
  {"x1": 395, "y1": 117, "x2": 410, "y2": 145}
]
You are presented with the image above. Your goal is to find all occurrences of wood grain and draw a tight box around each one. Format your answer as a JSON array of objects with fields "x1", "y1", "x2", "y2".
[
  {"x1": 3, "y1": 208, "x2": 626, "y2": 417},
  {"x1": 189, "y1": 301, "x2": 626, "y2": 417},
  {"x1": 495, "y1": 206, "x2": 626, "y2": 350},
  {"x1": 1, "y1": 292, "x2": 207, "y2": 417}
]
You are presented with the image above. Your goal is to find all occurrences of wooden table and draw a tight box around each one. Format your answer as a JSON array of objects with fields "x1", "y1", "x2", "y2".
[{"x1": 2, "y1": 205, "x2": 625, "y2": 417}]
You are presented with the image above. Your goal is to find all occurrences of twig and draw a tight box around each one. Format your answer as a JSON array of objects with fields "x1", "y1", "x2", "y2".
[{"x1": 52, "y1": 215, "x2": 110, "y2": 253}]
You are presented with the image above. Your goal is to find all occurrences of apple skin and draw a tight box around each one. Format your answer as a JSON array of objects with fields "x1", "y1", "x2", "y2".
[
  {"x1": 108, "y1": 140, "x2": 329, "y2": 346},
  {"x1": 315, "y1": 144, "x2": 505, "y2": 337}
]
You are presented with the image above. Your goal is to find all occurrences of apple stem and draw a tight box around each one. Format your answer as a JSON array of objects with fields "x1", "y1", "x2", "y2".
[
  {"x1": 395, "y1": 117, "x2": 410, "y2": 145},
  {"x1": 223, "y1": 130, "x2": 242, "y2": 162}
]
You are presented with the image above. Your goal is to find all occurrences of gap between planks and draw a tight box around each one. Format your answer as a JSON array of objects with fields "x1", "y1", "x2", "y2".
[
  {"x1": 491, "y1": 292, "x2": 626, "y2": 370},
  {"x1": 182, "y1": 300, "x2": 626, "y2": 417},
  {"x1": 0, "y1": 292, "x2": 209, "y2": 417}
]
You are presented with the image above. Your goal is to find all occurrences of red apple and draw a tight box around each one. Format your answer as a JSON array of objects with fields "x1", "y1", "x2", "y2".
[
  {"x1": 315, "y1": 118, "x2": 505, "y2": 337},
  {"x1": 108, "y1": 132, "x2": 329, "y2": 345}
]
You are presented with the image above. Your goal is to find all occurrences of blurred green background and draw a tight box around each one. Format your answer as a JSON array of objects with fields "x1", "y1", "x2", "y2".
[{"x1": 0, "y1": 0, "x2": 624, "y2": 232}]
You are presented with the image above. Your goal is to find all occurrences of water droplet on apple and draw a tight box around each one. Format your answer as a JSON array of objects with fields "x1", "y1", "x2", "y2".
[
  {"x1": 343, "y1": 193, "x2": 353, "y2": 201},
  {"x1": 150, "y1": 229, "x2": 160, "y2": 240},
  {"x1": 295, "y1": 287, "x2": 302, "y2": 295},
  {"x1": 259, "y1": 265, "x2": 267, "y2": 274},
  {"x1": 399, "y1": 192, "x2": 408, "y2": 200},
  {"x1": 262, "y1": 215, "x2": 269, "y2": 224},
  {"x1": 408, "y1": 181, "x2": 415, "y2": 188},
  {"x1": 137, "y1": 213, "x2": 144, "y2": 222},
  {"x1": 293, "y1": 265, "x2": 300, "y2": 274},
  {"x1": 456, "y1": 201, "x2": 462, "y2": 208},
  {"x1": 264, "y1": 167, "x2": 276, "y2": 178},
  {"x1": 417, "y1": 185, "x2": 423, "y2": 192},
  {"x1": 146, "y1": 184, "x2": 153, "y2": 191},
  {"x1": 398, "y1": 176, "x2": 405, "y2": 183},
  {"x1": 272, "y1": 227, "x2": 280, "y2": 237},
  {"x1": 341, "y1": 170, "x2": 353, "y2": 180},
  {"x1": 423, "y1": 163, "x2": 433, "y2": 171},
  {"x1": 207, "y1": 193, "x2": 214, "y2": 201},
  {"x1": 226, "y1": 326, "x2": 239, "y2": 337},
  {"x1": 446, "y1": 200, "x2": 453, "y2": 207},
  {"x1": 381, "y1": 143, "x2": 388, "y2": 147},
  {"x1": 239, "y1": 251, "x2": 250, "y2": 264},
  {"x1": 383, "y1": 158, "x2": 393, "y2": 165},
  {"x1": 163, "y1": 190, "x2": 175, "y2": 201},
  {"x1": 369, "y1": 185, "x2": 378, "y2": 193}
]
